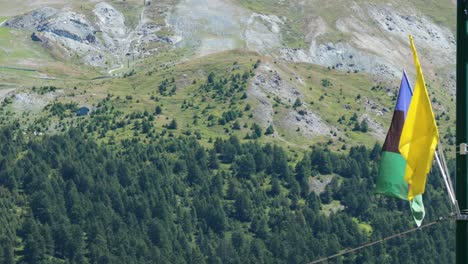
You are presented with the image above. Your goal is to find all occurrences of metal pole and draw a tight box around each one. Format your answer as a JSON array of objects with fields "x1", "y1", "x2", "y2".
[{"x1": 457, "y1": 1, "x2": 468, "y2": 263}]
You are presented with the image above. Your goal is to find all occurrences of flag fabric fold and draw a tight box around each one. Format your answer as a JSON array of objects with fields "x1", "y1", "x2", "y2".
[
  {"x1": 410, "y1": 195, "x2": 425, "y2": 227},
  {"x1": 399, "y1": 35, "x2": 439, "y2": 201}
]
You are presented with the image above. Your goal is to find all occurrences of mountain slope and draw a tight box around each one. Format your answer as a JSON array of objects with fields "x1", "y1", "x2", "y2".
[{"x1": 0, "y1": 0, "x2": 456, "y2": 152}]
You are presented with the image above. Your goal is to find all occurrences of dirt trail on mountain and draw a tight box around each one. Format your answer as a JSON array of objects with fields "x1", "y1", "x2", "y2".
[{"x1": 108, "y1": 64, "x2": 124, "y2": 76}]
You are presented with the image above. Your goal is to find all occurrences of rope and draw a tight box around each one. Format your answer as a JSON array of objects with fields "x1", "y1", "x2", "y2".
[
  {"x1": 308, "y1": 214, "x2": 455, "y2": 264},
  {"x1": 435, "y1": 151, "x2": 457, "y2": 211},
  {"x1": 437, "y1": 142, "x2": 460, "y2": 215}
]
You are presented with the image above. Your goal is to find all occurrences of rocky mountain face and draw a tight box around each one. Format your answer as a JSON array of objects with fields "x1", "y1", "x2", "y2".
[
  {"x1": 4, "y1": 2, "x2": 177, "y2": 69},
  {"x1": 4, "y1": 1, "x2": 455, "y2": 80},
  {"x1": 169, "y1": 0, "x2": 456, "y2": 81},
  {"x1": 282, "y1": 4, "x2": 455, "y2": 79}
]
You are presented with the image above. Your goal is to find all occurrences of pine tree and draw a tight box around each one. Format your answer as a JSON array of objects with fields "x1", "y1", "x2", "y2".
[
  {"x1": 167, "y1": 119, "x2": 177, "y2": 129},
  {"x1": 360, "y1": 118, "x2": 369, "y2": 133},
  {"x1": 293, "y1": 98, "x2": 302, "y2": 108}
]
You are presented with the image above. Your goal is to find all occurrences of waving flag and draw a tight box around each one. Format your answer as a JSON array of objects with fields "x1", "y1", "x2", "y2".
[
  {"x1": 376, "y1": 35, "x2": 439, "y2": 226},
  {"x1": 376, "y1": 71, "x2": 425, "y2": 226},
  {"x1": 399, "y1": 35, "x2": 439, "y2": 201}
]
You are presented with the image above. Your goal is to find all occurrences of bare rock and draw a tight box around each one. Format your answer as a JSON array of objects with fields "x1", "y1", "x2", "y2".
[
  {"x1": 37, "y1": 11, "x2": 97, "y2": 43},
  {"x1": 5, "y1": 7, "x2": 58, "y2": 30}
]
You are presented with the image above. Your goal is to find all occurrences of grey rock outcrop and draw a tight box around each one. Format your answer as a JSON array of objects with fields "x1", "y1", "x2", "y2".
[
  {"x1": 3, "y1": 2, "x2": 168, "y2": 69},
  {"x1": 5, "y1": 7, "x2": 58, "y2": 30},
  {"x1": 5, "y1": 6, "x2": 106, "y2": 66},
  {"x1": 37, "y1": 11, "x2": 97, "y2": 43}
]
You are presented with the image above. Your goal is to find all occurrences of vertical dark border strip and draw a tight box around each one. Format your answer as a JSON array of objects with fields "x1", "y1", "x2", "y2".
[{"x1": 456, "y1": 1, "x2": 468, "y2": 263}]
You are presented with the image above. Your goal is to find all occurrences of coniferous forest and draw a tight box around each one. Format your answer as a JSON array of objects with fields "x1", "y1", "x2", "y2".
[{"x1": 0, "y1": 124, "x2": 455, "y2": 264}]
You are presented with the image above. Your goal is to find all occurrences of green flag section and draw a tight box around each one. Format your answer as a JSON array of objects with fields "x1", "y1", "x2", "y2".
[
  {"x1": 376, "y1": 151, "x2": 407, "y2": 200},
  {"x1": 410, "y1": 195, "x2": 425, "y2": 227}
]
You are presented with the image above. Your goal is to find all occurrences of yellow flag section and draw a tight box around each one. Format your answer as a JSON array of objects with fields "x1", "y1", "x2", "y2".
[{"x1": 399, "y1": 35, "x2": 439, "y2": 201}]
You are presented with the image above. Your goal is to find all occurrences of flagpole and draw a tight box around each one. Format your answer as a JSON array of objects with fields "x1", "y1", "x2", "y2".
[{"x1": 456, "y1": 1, "x2": 468, "y2": 263}]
